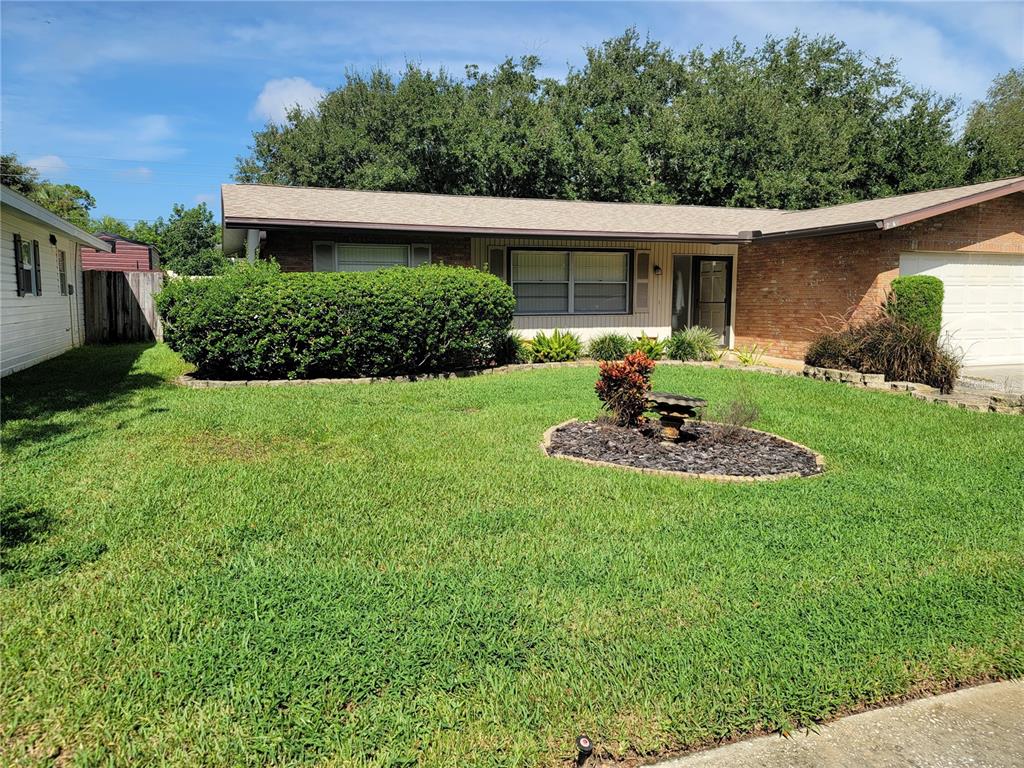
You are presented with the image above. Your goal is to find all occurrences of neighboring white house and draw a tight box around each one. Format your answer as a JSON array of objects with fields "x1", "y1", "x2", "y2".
[{"x1": 1, "y1": 186, "x2": 112, "y2": 377}]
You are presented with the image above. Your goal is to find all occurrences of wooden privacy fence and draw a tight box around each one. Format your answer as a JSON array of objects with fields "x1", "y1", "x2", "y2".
[{"x1": 84, "y1": 270, "x2": 164, "y2": 343}]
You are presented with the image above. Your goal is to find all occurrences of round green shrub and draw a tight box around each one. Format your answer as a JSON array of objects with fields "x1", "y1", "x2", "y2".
[
  {"x1": 885, "y1": 275, "x2": 944, "y2": 335},
  {"x1": 586, "y1": 333, "x2": 632, "y2": 361},
  {"x1": 156, "y1": 263, "x2": 516, "y2": 379},
  {"x1": 667, "y1": 326, "x2": 720, "y2": 361}
]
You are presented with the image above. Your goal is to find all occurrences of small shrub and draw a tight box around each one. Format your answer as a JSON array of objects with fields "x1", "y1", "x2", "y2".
[
  {"x1": 587, "y1": 333, "x2": 633, "y2": 361},
  {"x1": 667, "y1": 327, "x2": 719, "y2": 361},
  {"x1": 885, "y1": 276, "x2": 943, "y2": 335},
  {"x1": 708, "y1": 390, "x2": 760, "y2": 443},
  {"x1": 804, "y1": 315, "x2": 961, "y2": 393},
  {"x1": 631, "y1": 333, "x2": 665, "y2": 360},
  {"x1": 734, "y1": 344, "x2": 765, "y2": 366},
  {"x1": 804, "y1": 332, "x2": 854, "y2": 370},
  {"x1": 497, "y1": 332, "x2": 532, "y2": 364},
  {"x1": 530, "y1": 329, "x2": 582, "y2": 363},
  {"x1": 594, "y1": 351, "x2": 655, "y2": 427},
  {"x1": 157, "y1": 262, "x2": 516, "y2": 379}
]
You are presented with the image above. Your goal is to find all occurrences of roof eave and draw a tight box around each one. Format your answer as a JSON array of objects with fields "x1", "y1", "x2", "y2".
[
  {"x1": 881, "y1": 179, "x2": 1024, "y2": 230},
  {"x1": 222, "y1": 216, "x2": 746, "y2": 243},
  {"x1": 752, "y1": 220, "x2": 884, "y2": 242},
  {"x1": 1, "y1": 186, "x2": 112, "y2": 252}
]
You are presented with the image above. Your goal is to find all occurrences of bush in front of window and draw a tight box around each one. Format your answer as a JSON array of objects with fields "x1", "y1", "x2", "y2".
[
  {"x1": 586, "y1": 333, "x2": 632, "y2": 361},
  {"x1": 156, "y1": 262, "x2": 516, "y2": 379},
  {"x1": 667, "y1": 327, "x2": 720, "y2": 361},
  {"x1": 528, "y1": 329, "x2": 583, "y2": 363},
  {"x1": 631, "y1": 332, "x2": 666, "y2": 360}
]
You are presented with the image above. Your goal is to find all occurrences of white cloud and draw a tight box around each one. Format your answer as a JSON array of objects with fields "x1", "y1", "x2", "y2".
[
  {"x1": 118, "y1": 166, "x2": 153, "y2": 181},
  {"x1": 250, "y1": 77, "x2": 325, "y2": 124},
  {"x1": 194, "y1": 191, "x2": 219, "y2": 207},
  {"x1": 63, "y1": 114, "x2": 184, "y2": 161},
  {"x1": 27, "y1": 154, "x2": 69, "y2": 176}
]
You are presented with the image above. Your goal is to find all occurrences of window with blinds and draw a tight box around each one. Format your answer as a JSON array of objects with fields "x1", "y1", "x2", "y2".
[
  {"x1": 312, "y1": 243, "x2": 431, "y2": 272},
  {"x1": 510, "y1": 249, "x2": 630, "y2": 315}
]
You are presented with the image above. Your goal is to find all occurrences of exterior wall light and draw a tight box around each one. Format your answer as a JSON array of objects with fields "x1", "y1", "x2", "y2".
[{"x1": 653, "y1": 264, "x2": 663, "y2": 276}]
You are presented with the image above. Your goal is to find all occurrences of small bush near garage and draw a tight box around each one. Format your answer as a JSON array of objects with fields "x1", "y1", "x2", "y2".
[
  {"x1": 528, "y1": 329, "x2": 582, "y2": 362},
  {"x1": 885, "y1": 275, "x2": 944, "y2": 334},
  {"x1": 805, "y1": 315, "x2": 961, "y2": 393},
  {"x1": 667, "y1": 327, "x2": 720, "y2": 361},
  {"x1": 587, "y1": 333, "x2": 633, "y2": 361},
  {"x1": 156, "y1": 262, "x2": 516, "y2": 379}
]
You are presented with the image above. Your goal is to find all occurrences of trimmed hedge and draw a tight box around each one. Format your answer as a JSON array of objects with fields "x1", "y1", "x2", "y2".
[
  {"x1": 156, "y1": 263, "x2": 516, "y2": 379},
  {"x1": 885, "y1": 275, "x2": 943, "y2": 334}
]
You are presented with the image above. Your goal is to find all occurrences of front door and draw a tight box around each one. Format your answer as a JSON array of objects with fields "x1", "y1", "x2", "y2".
[{"x1": 693, "y1": 257, "x2": 732, "y2": 345}]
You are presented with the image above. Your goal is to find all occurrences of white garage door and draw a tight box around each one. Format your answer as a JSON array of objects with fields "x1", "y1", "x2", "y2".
[{"x1": 899, "y1": 252, "x2": 1024, "y2": 366}]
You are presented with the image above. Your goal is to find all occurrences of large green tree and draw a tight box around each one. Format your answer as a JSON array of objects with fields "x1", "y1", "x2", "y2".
[
  {"x1": 1, "y1": 153, "x2": 41, "y2": 195},
  {"x1": 237, "y1": 30, "x2": 972, "y2": 209},
  {"x1": 1, "y1": 153, "x2": 97, "y2": 227},
  {"x1": 160, "y1": 203, "x2": 225, "y2": 275},
  {"x1": 964, "y1": 68, "x2": 1024, "y2": 182}
]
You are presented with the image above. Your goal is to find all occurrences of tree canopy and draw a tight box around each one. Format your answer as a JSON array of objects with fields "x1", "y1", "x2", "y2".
[
  {"x1": 964, "y1": 67, "x2": 1024, "y2": 181},
  {"x1": 237, "y1": 30, "x2": 1010, "y2": 210},
  {"x1": 1, "y1": 153, "x2": 97, "y2": 228}
]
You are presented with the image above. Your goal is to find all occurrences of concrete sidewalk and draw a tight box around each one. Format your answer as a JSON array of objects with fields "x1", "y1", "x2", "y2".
[{"x1": 653, "y1": 681, "x2": 1024, "y2": 768}]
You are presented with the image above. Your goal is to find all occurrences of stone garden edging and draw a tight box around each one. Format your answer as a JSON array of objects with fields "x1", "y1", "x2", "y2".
[
  {"x1": 540, "y1": 419, "x2": 826, "y2": 483},
  {"x1": 801, "y1": 365, "x2": 1024, "y2": 415}
]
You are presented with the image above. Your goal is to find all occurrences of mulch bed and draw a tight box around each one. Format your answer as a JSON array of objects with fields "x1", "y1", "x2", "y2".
[{"x1": 547, "y1": 419, "x2": 822, "y2": 478}]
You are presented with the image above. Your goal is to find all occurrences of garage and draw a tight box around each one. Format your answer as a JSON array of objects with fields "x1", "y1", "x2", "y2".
[{"x1": 899, "y1": 252, "x2": 1024, "y2": 366}]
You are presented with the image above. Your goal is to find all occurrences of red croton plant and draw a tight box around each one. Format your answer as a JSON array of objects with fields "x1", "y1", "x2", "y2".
[{"x1": 594, "y1": 351, "x2": 655, "y2": 427}]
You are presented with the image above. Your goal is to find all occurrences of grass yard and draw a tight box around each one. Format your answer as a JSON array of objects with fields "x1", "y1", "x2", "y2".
[{"x1": 2, "y1": 343, "x2": 1023, "y2": 767}]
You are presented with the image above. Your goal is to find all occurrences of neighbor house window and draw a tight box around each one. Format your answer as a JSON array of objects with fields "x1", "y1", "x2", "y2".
[
  {"x1": 57, "y1": 250, "x2": 68, "y2": 295},
  {"x1": 509, "y1": 249, "x2": 630, "y2": 315},
  {"x1": 312, "y1": 242, "x2": 431, "y2": 272}
]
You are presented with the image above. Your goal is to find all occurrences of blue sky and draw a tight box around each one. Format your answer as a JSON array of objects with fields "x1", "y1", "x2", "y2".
[{"x1": 2, "y1": 1, "x2": 1021, "y2": 224}]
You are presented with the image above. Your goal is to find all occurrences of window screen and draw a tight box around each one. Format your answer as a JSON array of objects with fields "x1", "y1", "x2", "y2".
[
  {"x1": 336, "y1": 244, "x2": 409, "y2": 272},
  {"x1": 510, "y1": 249, "x2": 629, "y2": 314},
  {"x1": 572, "y1": 251, "x2": 628, "y2": 312},
  {"x1": 511, "y1": 251, "x2": 570, "y2": 313},
  {"x1": 56, "y1": 250, "x2": 68, "y2": 295}
]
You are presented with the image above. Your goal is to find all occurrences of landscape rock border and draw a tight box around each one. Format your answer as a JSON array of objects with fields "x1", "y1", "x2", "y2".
[
  {"x1": 540, "y1": 419, "x2": 826, "y2": 483},
  {"x1": 173, "y1": 359, "x2": 1021, "y2": 415},
  {"x1": 802, "y1": 364, "x2": 1023, "y2": 414}
]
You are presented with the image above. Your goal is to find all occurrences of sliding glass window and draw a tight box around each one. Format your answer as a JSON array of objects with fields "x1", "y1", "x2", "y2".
[{"x1": 510, "y1": 249, "x2": 630, "y2": 315}]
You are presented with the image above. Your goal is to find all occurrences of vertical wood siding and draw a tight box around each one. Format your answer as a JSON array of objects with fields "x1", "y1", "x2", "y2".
[
  {"x1": 1, "y1": 207, "x2": 86, "y2": 377},
  {"x1": 470, "y1": 237, "x2": 738, "y2": 340},
  {"x1": 83, "y1": 271, "x2": 164, "y2": 343}
]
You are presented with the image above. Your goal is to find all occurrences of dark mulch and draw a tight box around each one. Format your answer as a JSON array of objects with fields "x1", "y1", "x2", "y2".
[{"x1": 547, "y1": 419, "x2": 822, "y2": 477}]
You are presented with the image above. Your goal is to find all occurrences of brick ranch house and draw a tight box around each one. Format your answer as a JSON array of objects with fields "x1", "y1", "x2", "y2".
[{"x1": 221, "y1": 177, "x2": 1024, "y2": 366}]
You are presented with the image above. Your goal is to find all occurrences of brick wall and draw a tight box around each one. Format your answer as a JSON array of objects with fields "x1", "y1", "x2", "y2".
[
  {"x1": 734, "y1": 193, "x2": 1024, "y2": 358},
  {"x1": 260, "y1": 228, "x2": 472, "y2": 271}
]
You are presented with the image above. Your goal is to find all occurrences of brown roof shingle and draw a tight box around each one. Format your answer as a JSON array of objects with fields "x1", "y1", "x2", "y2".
[{"x1": 222, "y1": 176, "x2": 1024, "y2": 243}]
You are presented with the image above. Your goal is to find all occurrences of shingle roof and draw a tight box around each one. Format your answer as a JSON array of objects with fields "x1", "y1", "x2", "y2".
[{"x1": 221, "y1": 176, "x2": 1024, "y2": 245}]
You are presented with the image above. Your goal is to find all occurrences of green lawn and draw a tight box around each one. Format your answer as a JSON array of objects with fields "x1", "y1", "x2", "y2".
[{"x1": 2, "y1": 344, "x2": 1022, "y2": 767}]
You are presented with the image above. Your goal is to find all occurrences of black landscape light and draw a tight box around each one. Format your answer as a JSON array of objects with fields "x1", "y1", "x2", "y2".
[{"x1": 575, "y1": 734, "x2": 594, "y2": 766}]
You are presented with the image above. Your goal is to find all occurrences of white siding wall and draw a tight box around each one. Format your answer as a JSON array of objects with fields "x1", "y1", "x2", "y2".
[
  {"x1": 471, "y1": 237, "x2": 738, "y2": 341},
  {"x1": 1, "y1": 206, "x2": 86, "y2": 377}
]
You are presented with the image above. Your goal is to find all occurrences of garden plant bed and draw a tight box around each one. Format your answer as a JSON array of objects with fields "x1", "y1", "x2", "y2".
[{"x1": 544, "y1": 419, "x2": 824, "y2": 481}]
